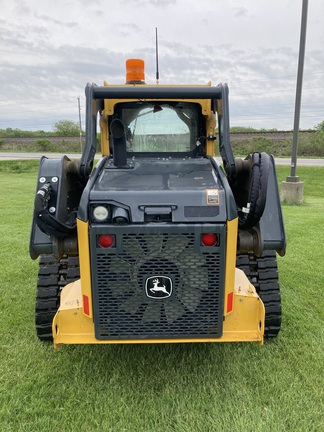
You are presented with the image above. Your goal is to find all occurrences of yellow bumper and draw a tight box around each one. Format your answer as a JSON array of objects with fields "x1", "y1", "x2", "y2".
[{"x1": 52, "y1": 269, "x2": 264, "y2": 348}]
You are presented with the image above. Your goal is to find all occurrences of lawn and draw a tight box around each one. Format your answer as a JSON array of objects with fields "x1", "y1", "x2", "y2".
[{"x1": 0, "y1": 161, "x2": 323, "y2": 432}]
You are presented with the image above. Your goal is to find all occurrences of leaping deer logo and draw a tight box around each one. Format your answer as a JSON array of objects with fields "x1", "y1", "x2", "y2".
[
  {"x1": 150, "y1": 278, "x2": 169, "y2": 295},
  {"x1": 146, "y1": 276, "x2": 172, "y2": 299}
]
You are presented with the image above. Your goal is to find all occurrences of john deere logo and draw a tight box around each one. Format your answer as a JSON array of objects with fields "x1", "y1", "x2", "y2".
[{"x1": 145, "y1": 276, "x2": 172, "y2": 299}]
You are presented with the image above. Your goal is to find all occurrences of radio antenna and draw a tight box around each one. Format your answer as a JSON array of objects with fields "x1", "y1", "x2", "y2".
[{"x1": 155, "y1": 27, "x2": 159, "y2": 84}]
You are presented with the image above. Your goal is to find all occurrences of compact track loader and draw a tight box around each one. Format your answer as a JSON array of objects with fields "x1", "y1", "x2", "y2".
[{"x1": 30, "y1": 59, "x2": 285, "y2": 347}]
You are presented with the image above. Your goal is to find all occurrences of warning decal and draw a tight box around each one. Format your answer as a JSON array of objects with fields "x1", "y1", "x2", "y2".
[{"x1": 206, "y1": 189, "x2": 220, "y2": 205}]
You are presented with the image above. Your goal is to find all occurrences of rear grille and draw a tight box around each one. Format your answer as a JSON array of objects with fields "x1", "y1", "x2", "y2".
[{"x1": 90, "y1": 225, "x2": 225, "y2": 340}]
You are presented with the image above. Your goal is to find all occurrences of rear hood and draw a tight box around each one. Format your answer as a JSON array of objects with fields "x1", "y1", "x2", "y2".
[{"x1": 84, "y1": 157, "x2": 231, "y2": 223}]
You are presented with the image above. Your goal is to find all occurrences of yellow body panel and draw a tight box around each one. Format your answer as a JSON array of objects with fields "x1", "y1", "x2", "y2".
[
  {"x1": 224, "y1": 218, "x2": 238, "y2": 316},
  {"x1": 52, "y1": 268, "x2": 264, "y2": 348},
  {"x1": 76, "y1": 219, "x2": 93, "y2": 319}
]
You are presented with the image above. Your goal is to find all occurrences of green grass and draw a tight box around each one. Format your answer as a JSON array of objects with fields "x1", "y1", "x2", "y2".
[
  {"x1": 0, "y1": 162, "x2": 323, "y2": 432},
  {"x1": 0, "y1": 160, "x2": 40, "y2": 174}
]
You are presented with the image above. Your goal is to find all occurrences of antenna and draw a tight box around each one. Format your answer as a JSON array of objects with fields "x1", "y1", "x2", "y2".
[{"x1": 155, "y1": 27, "x2": 159, "y2": 84}]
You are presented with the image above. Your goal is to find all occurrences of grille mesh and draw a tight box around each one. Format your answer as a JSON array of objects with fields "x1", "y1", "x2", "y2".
[{"x1": 91, "y1": 229, "x2": 224, "y2": 339}]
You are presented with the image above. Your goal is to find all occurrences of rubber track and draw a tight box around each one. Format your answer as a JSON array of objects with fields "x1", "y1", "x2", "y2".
[
  {"x1": 236, "y1": 250, "x2": 281, "y2": 338},
  {"x1": 35, "y1": 254, "x2": 80, "y2": 341}
]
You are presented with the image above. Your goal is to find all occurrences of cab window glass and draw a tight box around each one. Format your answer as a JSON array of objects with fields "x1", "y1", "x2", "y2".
[{"x1": 116, "y1": 102, "x2": 202, "y2": 152}]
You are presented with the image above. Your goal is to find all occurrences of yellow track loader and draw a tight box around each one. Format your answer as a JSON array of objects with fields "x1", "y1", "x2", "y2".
[{"x1": 30, "y1": 59, "x2": 285, "y2": 348}]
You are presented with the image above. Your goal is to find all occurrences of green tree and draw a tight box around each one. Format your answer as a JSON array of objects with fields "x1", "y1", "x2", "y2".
[
  {"x1": 315, "y1": 121, "x2": 324, "y2": 132},
  {"x1": 53, "y1": 120, "x2": 80, "y2": 136}
]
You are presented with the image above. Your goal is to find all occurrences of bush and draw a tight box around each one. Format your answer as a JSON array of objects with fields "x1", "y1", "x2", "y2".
[
  {"x1": 303, "y1": 131, "x2": 324, "y2": 156},
  {"x1": 315, "y1": 121, "x2": 324, "y2": 132},
  {"x1": 35, "y1": 139, "x2": 52, "y2": 152},
  {"x1": 250, "y1": 136, "x2": 273, "y2": 153},
  {"x1": 53, "y1": 120, "x2": 80, "y2": 136}
]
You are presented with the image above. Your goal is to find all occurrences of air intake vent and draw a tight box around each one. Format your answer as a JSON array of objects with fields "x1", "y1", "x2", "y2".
[
  {"x1": 90, "y1": 225, "x2": 226, "y2": 340},
  {"x1": 184, "y1": 206, "x2": 219, "y2": 218}
]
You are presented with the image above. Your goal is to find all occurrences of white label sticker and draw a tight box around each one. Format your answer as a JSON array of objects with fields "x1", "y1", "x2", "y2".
[{"x1": 206, "y1": 189, "x2": 220, "y2": 205}]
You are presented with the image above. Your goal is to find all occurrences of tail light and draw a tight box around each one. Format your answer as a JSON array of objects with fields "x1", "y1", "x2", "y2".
[
  {"x1": 97, "y1": 234, "x2": 115, "y2": 248},
  {"x1": 201, "y1": 233, "x2": 218, "y2": 247}
]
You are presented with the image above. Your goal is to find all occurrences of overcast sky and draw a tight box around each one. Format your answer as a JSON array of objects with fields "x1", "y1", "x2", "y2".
[{"x1": 0, "y1": 0, "x2": 323, "y2": 131}]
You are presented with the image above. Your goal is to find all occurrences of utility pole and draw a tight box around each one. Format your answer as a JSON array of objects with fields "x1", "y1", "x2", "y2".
[
  {"x1": 281, "y1": 0, "x2": 308, "y2": 204},
  {"x1": 291, "y1": 0, "x2": 308, "y2": 178},
  {"x1": 77, "y1": 97, "x2": 82, "y2": 153}
]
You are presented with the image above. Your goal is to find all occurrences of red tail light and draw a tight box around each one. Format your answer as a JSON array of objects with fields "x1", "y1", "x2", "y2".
[
  {"x1": 97, "y1": 234, "x2": 115, "y2": 248},
  {"x1": 201, "y1": 233, "x2": 218, "y2": 247}
]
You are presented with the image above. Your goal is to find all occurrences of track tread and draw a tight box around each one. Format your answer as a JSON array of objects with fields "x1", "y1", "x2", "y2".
[
  {"x1": 236, "y1": 250, "x2": 281, "y2": 338},
  {"x1": 35, "y1": 254, "x2": 80, "y2": 341}
]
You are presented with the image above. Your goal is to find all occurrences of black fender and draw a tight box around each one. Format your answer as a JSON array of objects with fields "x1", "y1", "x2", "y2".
[
  {"x1": 30, "y1": 156, "x2": 86, "y2": 259},
  {"x1": 239, "y1": 152, "x2": 270, "y2": 229},
  {"x1": 233, "y1": 153, "x2": 286, "y2": 256},
  {"x1": 230, "y1": 152, "x2": 270, "y2": 230}
]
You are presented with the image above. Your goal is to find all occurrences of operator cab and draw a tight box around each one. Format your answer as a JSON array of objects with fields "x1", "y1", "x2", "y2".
[{"x1": 112, "y1": 101, "x2": 206, "y2": 156}]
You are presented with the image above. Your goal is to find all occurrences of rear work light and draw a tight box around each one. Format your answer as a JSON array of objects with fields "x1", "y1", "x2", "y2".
[
  {"x1": 92, "y1": 205, "x2": 110, "y2": 222},
  {"x1": 201, "y1": 233, "x2": 218, "y2": 247},
  {"x1": 97, "y1": 234, "x2": 115, "y2": 248}
]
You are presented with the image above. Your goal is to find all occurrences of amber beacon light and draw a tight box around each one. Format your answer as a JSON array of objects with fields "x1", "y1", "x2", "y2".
[{"x1": 126, "y1": 59, "x2": 145, "y2": 84}]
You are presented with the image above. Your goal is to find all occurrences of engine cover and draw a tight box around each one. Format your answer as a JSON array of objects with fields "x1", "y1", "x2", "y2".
[{"x1": 88, "y1": 157, "x2": 229, "y2": 223}]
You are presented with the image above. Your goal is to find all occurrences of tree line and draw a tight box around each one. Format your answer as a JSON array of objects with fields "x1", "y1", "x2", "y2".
[
  {"x1": 0, "y1": 120, "x2": 82, "y2": 138},
  {"x1": 1, "y1": 119, "x2": 323, "y2": 138}
]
